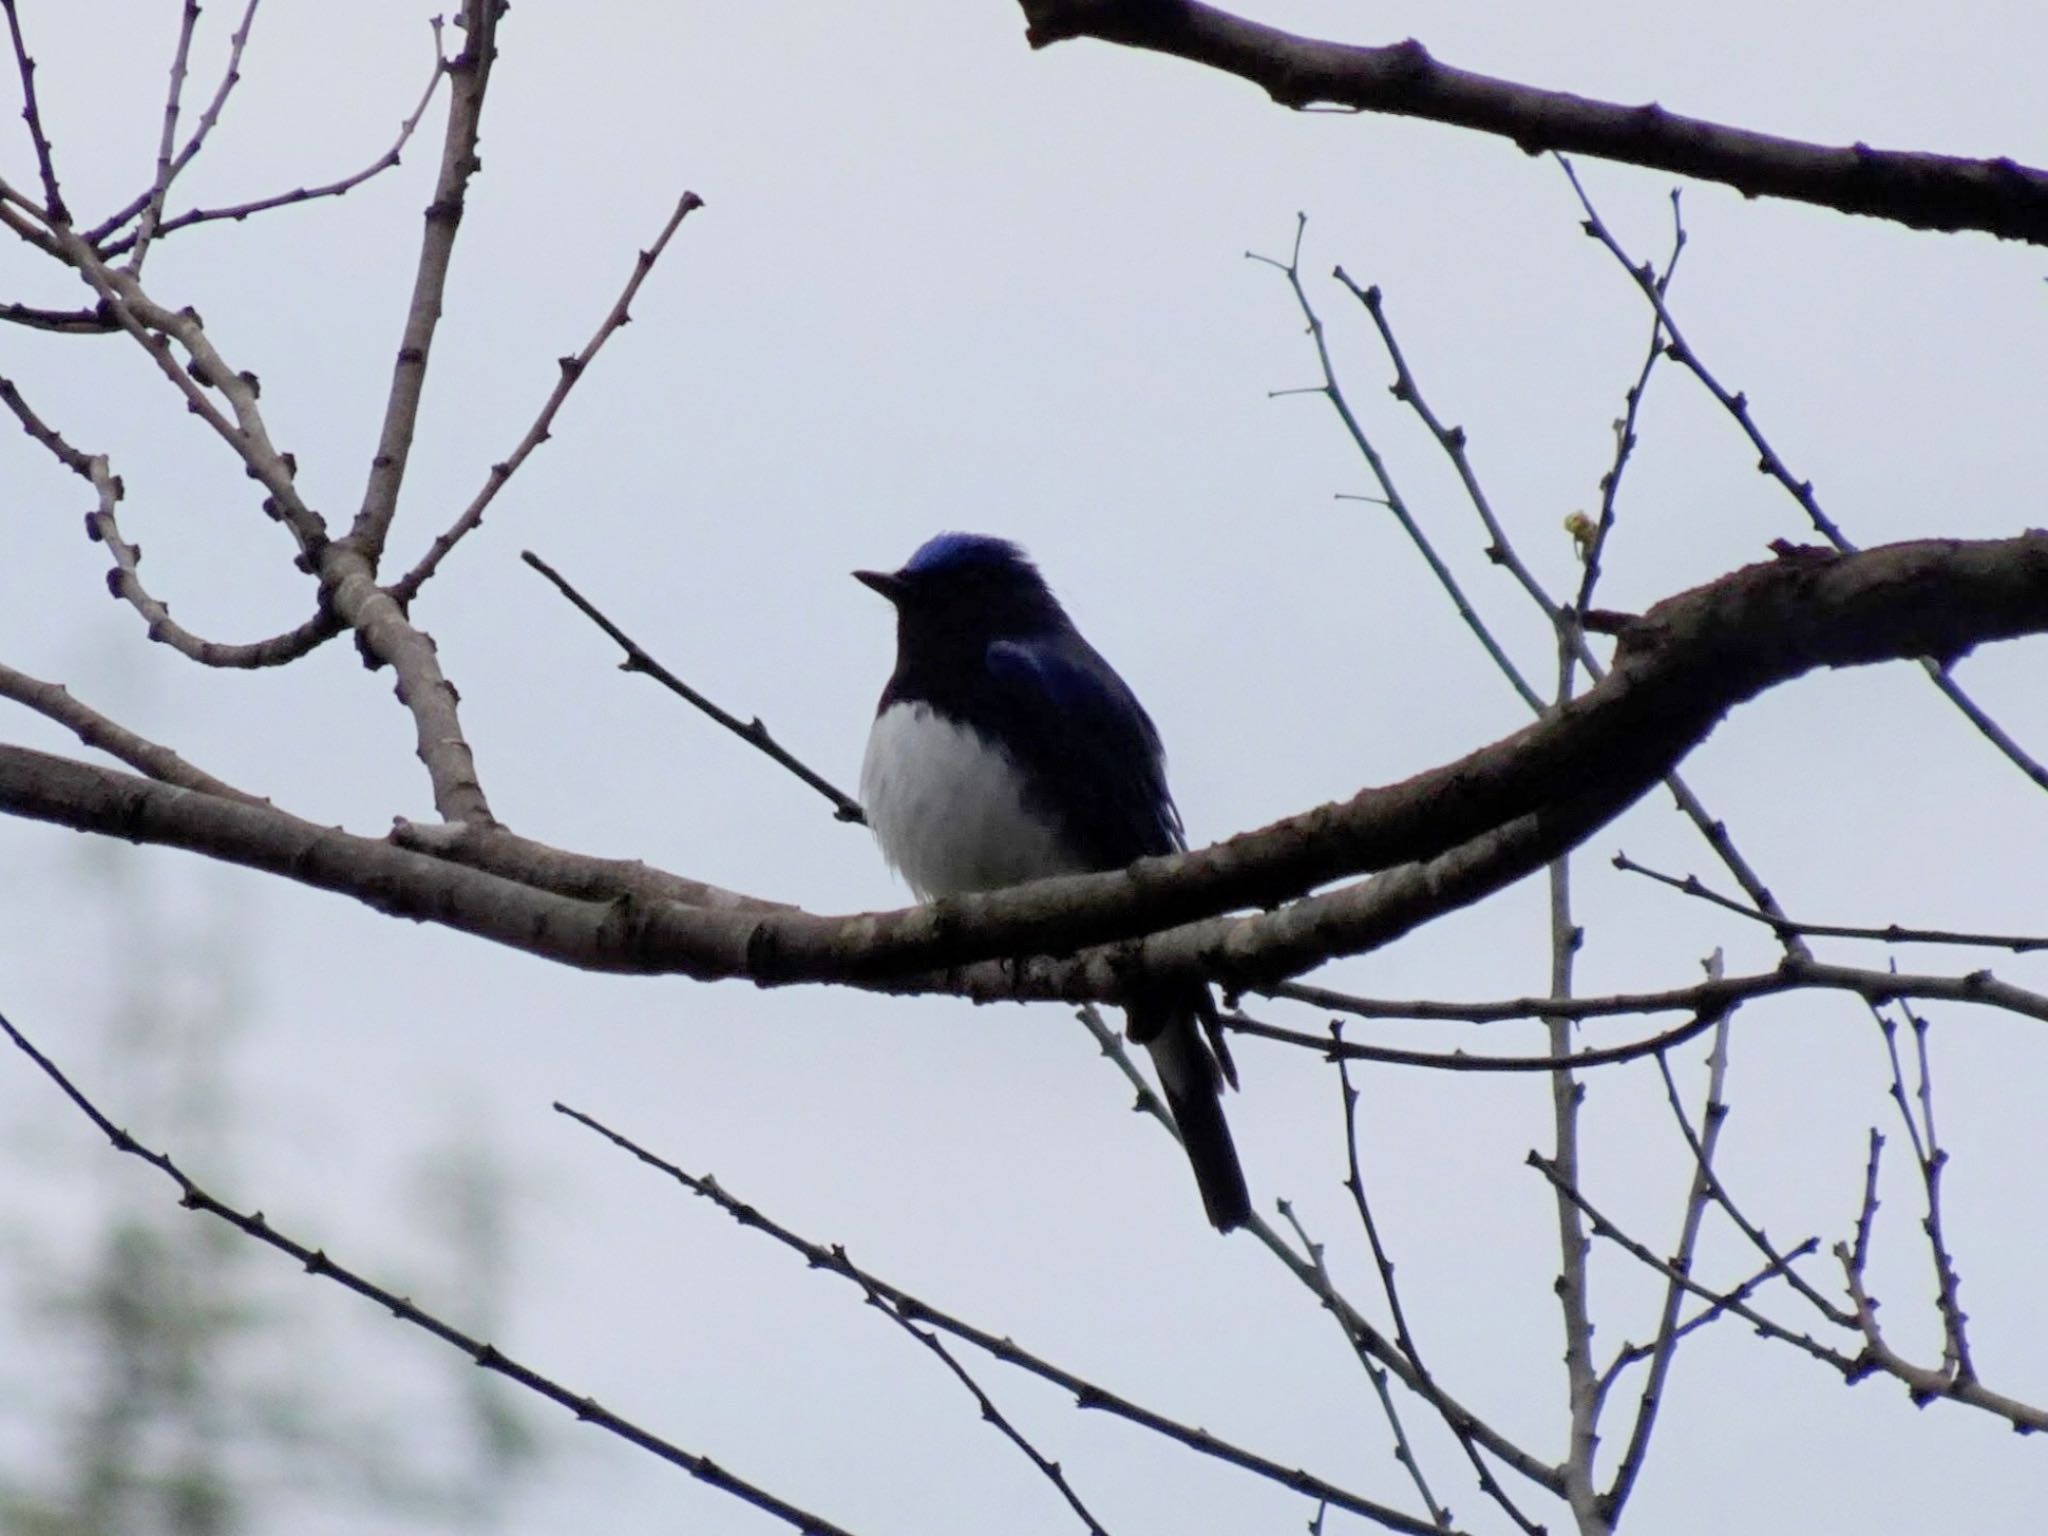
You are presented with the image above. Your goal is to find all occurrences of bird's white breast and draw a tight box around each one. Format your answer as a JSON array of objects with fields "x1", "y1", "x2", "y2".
[{"x1": 861, "y1": 701, "x2": 1077, "y2": 899}]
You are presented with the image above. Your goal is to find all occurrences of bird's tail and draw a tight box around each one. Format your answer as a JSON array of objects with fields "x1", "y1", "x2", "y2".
[{"x1": 1130, "y1": 999, "x2": 1252, "y2": 1233}]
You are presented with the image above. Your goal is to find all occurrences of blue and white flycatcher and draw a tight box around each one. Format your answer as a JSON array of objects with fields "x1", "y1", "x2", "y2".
[{"x1": 857, "y1": 533, "x2": 1251, "y2": 1231}]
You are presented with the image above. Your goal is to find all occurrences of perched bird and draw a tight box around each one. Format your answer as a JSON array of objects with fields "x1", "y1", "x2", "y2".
[{"x1": 856, "y1": 533, "x2": 1251, "y2": 1232}]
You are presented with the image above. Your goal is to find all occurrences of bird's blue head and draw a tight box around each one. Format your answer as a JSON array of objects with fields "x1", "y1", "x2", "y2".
[{"x1": 855, "y1": 533, "x2": 1067, "y2": 639}]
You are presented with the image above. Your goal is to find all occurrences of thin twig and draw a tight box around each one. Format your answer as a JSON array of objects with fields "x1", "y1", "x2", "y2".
[
  {"x1": 1572, "y1": 188, "x2": 1685, "y2": 614},
  {"x1": 1596, "y1": 1242, "x2": 1817, "y2": 1409},
  {"x1": 1613, "y1": 852, "x2": 2048, "y2": 953},
  {"x1": 1562, "y1": 155, "x2": 2048, "y2": 794},
  {"x1": 1528, "y1": 1151, "x2": 1863, "y2": 1378},
  {"x1": 1239, "y1": 960, "x2": 2048, "y2": 1069},
  {"x1": 1273, "y1": 1187, "x2": 1451, "y2": 1533},
  {"x1": 2, "y1": 0, "x2": 67, "y2": 221},
  {"x1": 390, "y1": 191, "x2": 706, "y2": 605},
  {"x1": 0, "y1": 1008, "x2": 869, "y2": 1536},
  {"x1": 0, "y1": 661, "x2": 264, "y2": 804},
  {"x1": 849, "y1": 1266, "x2": 1114, "y2": 1536},
  {"x1": 1331, "y1": 268, "x2": 1557, "y2": 625},
  {"x1": 1074, "y1": 1003, "x2": 1563, "y2": 1503},
  {"x1": 1335, "y1": 1038, "x2": 1540, "y2": 1535},
  {"x1": 100, "y1": 13, "x2": 446, "y2": 260},
  {"x1": 126, "y1": 0, "x2": 204, "y2": 274},
  {"x1": 0, "y1": 299, "x2": 112, "y2": 332},
  {"x1": 1250, "y1": 216, "x2": 1546, "y2": 711},
  {"x1": 1292, "y1": 210, "x2": 1812, "y2": 957},
  {"x1": 87, "y1": 0, "x2": 263, "y2": 246},
  {"x1": 554, "y1": 1098, "x2": 1448, "y2": 1534},
  {"x1": 1652, "y1": 1048, "x2": 1851, "y2": 1329},
  {"x1": 1876, "y1": 1003, "x2": 1975, "y2": 1385},
  {"x1": 1540, "y1": 635, "x2": 1604, "y2": 1535},
  {"x1": 1602, "y1": 992, "x2": 1733, "y2": 1521},
  {"x1": 1, "y1": 378, "x2": 337, "y2": 666},
  {"x1": 522, "y1": 550, "x2": 865, "y2": 822}
]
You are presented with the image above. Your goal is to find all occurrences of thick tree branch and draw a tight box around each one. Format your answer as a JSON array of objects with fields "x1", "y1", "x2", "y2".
[
  {"x1": 2, "y1": 535, "x2": 2042, "y2": 994},
  {"x1": 1014, "y1": 1, "x2": 2048, "y2": 245}
]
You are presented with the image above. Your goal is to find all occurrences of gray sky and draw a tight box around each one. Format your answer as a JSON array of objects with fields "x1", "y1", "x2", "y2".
[{"x1": 4, "y1": 1, "x2": 2046, "y2": 1531}]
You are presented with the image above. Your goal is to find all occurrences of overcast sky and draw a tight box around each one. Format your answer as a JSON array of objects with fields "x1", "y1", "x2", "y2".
[{"x1": 4, "y1": 2, "x2": 2046, "y2": 1532}]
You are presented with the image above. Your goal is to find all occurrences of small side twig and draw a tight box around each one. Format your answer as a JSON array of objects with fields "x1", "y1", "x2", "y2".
[
  {"x1": 1331, "y1": 267, "x2": 1557, "y2": 626},
  {"x1": 1613, "y1": 851, "x2": 2048, "y2": 953},
  {"x1": 87, "y1": 0, "x2": 263, "y2": 247},
  {"x1": 100, "y1": 11, "x2": 447, "y2": 260},
  {"x1": 2, "y1": 0, "x2": 68, "y2": 221},
  {"x1": 1601, "y1": 987, "x2": 1734, "y2": 1522},
  {"x1": 849, "y1": 1264, "x2": 1114, "y2": 1536},
  {"x1": 522, "y1": 550, "x2": 865, "y2": 822},
  {"x1": 1250, "y1": 215, "x2": 1545, "y2": 711},
  {"x1": 1335, "y1": 1036, "x2": 1539, "y2": 1536},
  {"x1": 1, "y1": 376, "x2": 341, "y2": 667},
  {"x1": 0, "y1": 661, "x2": 264, "y2": 804},
  {"x1": 390, "y1": 191, "x2": 706, "y2": 605},
  {"x1": 1272, "y1": 1179, "x2": 1451, "y2": 1533},
  {"x1": 1563, "y1": 155, "x2": 2048, "y2": 795},
  {"x1": 1572, "y1": 187, "x2": 1686, "y2": 613},
  {"x1": 553, "y1": 1098, "x2": 1442, "y2": 1533},
  {"x1": 125, "y1": 0, "x2": 204, "y2": 273},
  {"x1": 1528, "y1": 1150, "x2": 1863, "y2": 1378},
  {"x1": 1875, "y1": 1003, "x2": 1974, "y2": 1384}
]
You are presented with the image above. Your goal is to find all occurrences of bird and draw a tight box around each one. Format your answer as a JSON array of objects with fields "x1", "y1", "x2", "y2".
[{"x1": 855, "y1": 532, "x2": 1252, "y2": 1232}]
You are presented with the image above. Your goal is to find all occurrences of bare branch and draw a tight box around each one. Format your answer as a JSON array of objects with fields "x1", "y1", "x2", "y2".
[
  {"x1": 522, "y1": 549, "x2": 865, "y2": 822},
  {"x1": 1013, "y1": 1, "x2": 2048, "y2": 244},
  {"x1": 1274, "y1": 215, "x2": 1809, "y2": 959},
  {"x1": 1602, "y1": 995, "x2": 1734, "y2": 1521},
  {"x1": 389, "y1": 191, "x2": 707, "y2": 605},
  {"x1": 0, "y1": 1008, "x2": 873, "y2": 1536},
  {"x1": 1334, "y1": 1043, "x2": 1538, "y2": 1534},
  {"x1": 1528, "y1": 1151, "x2": 1865, "y2": 1378},
  {"x1": 1572, "y1": 188, "x2": 1685, "y2": 613},
  {"x1": 850, "y1": 1267, "x2": 1116, "y2": 1536},
  {"x1": 125, "y1": 0, "x2": 204, "y2": 273},
  {"x1": 1252, "y1": 219, "x2": 1544, "y2": 712},
  {"x1": 1597, "y1": 1242, "x2": 1822, "y2": 1410},
  {"x1": 1613, "y1": 852, "x2": 2048, "y2": 953},
  {"x1": 1876, "y1": 1006, "x2": 1976, "y2": 1384},
  {"x1": 99, "y1": 19, "x2": 447, "y2": 260},
  {"x1": 2, "y1": 376, "x2": 340, "y2": 666},
  {"x1": 87, "y1": 0, "x2": 263, "y2": 246},
  {"x1": 4, "y1": 533, "x2": 2047, "y2": 989},
  {"x1": 1564, "y1": 158, "x2": 2048, "y2": 794},
  {"x1": 1254, "y1": 961, "x2": 2048, "y2": 1062},
  {"x1": 0, "y1": 298, "x2": 112, "y2": 332},
  {"x1": 555, "y1": 1100, "x2": 1449, "y2": 1535},
  {"x1": 347, "y1": 0, "x2": 500, "y2": 567},
  {"x1": 2, "y1": 0, "x2": 67, "y2": 221},
  {"x1": 389, "y1": 818, "x2": 774, "y2": 914},
  {"x1": 1332, "y1": 269, "x2": 1557, "y2": 626},
  {"x1": 0, "y1": 661, "x2": 264, "y2": 803}
]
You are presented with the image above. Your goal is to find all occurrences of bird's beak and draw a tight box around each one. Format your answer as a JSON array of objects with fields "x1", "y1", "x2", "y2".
[{"x1": 853, "y1": 568, "x2": 906, "y2": 603}]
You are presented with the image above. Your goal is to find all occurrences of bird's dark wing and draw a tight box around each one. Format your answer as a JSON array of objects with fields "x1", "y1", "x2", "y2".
[
  {"x1": 989, "y1": 633, "x2": 1250, "y2": 1232},
  {"x1": 984, "y1": 633, "x2": 1184, "y2": 870}
]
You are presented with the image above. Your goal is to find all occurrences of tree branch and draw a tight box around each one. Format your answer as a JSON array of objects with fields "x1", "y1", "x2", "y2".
[
  {"x1": 2, "y1": 534, "x2": 2045, "y2": 991},
  {"x1": 0, "y1": 1007, "x2": 872, "y2": 1536},
  {"x1": 1013, "y1": 1, "x2": 2048, "y2": 245},
  {"x1": 346, "y1": 0, "x2": 499, "y2": 567}
]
